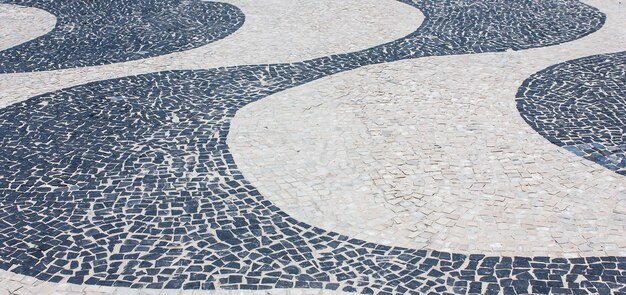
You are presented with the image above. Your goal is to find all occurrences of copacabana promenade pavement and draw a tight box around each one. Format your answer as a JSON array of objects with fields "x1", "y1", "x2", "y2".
[{"x1": 0, "y1": 0, "x2": 624, "y2": 294}]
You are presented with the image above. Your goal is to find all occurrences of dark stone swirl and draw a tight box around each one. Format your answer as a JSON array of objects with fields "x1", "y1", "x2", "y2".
[
  {"x1": 517, "y1": 51, "x2": 625, "y2": 175},
  {"x1": 0, "y1": 0, "x2": 244, "y2": 73}
]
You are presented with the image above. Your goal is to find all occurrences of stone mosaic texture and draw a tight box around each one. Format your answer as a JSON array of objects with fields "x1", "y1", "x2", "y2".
[
  {"x1": 0, "y1": 0, "x2": 624, "y2": 294},
  {"x1": 0, "y1": 0, "x2": 244, "y2": 73},
  {"x1": 0, "y1": 4, "x2": 55, "y2": 51},
  {"x1": 0, "y1": 0, "x2": 423, "y2": 109},
  {"x1": 517, "y1": 51, "x2": 626, "y2": 175},
  {"x1": 229, "y1": 50, "x2": 626, "y2": 257}
]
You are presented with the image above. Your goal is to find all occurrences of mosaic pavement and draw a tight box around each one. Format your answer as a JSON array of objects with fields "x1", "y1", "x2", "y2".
[
  {"x1": 0, "y1": 0, "x2": 624, "y2": 294},
  {"x1": 517, "y1": 51, "x2": 626, "y2": 176},
  {"x1": 0, "y1": 0, "x2": 244, "y2": 73}
]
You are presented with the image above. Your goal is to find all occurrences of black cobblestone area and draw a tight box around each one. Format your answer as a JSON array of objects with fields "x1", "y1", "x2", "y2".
[
  {"x1": 0, "y1": 0, "x2": 244, "y2": 73},
  {"x1": 517, "y1": 51, "x2": 626, "y2": 175}
]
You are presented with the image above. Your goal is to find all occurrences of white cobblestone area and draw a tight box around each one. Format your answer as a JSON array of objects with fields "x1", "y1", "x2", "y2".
[
  {"x1": 229, "y1": 0, "x2": 626, "y2": 258},
  {"x1": 0, "y1": 4, "x2": 55, "y2": 51},
  {"x1": 0, "y1": 0, "x2": 422, "y2": 107}
]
